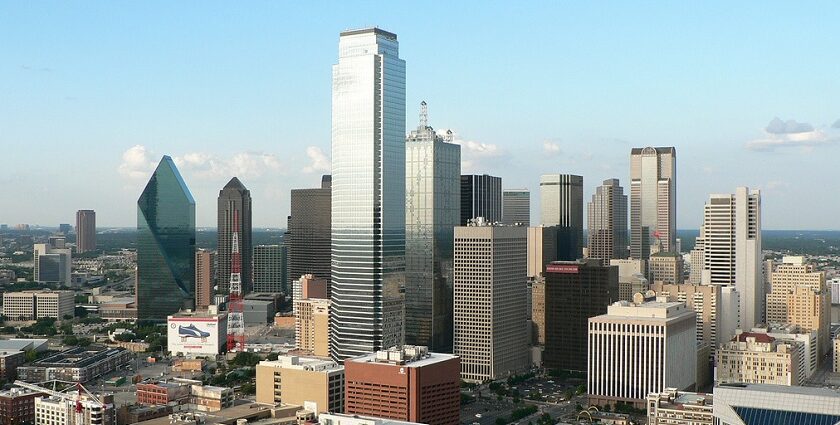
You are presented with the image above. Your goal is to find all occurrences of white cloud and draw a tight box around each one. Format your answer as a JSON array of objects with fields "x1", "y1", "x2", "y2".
[
  {"x1": 117, "y1": 145, "x2": 157, "y2": 180},
  {"x1": 543, "y1": 140, "x2": 561, "y2": 155},
  {"x1": 746, "y1": 118, "x2": 840, "y2": 151},
  {"x1": 302, "y1": 146, "x2": 330, "y2": 173},
  {"x1": 119, "y1": 145, "x2": 285, "y2": 182},
  {"x1": 764, "y1": 180, "x2": 790, "y2": 190},
  {"x1": 765, "y1": 117, "x2": 813, "y2": 134},
  {"x1": 438, "y1": 129, "x2": 503, "y2": 173}
]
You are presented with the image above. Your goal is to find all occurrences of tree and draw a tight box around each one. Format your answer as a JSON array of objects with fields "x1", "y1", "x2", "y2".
[
  {"x1": 230, "y1": 352, "x2": 261, "y2": 368},
  {"x1": 63, "y1": 336, "x2": 79, "y2": 346},
  {"x1": 495, "y1": 417, "x2": 508, "y2": 425}
]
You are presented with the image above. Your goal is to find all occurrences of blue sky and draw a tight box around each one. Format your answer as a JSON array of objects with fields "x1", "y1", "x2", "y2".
[{"x1": 2, "y1": 2, "x2": 839, "y2": 229}]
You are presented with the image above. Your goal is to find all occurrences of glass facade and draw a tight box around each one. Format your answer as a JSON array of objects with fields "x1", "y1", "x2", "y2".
[
  {"x1": 217, "y1": 177, "x2": 252, "y2": 295},
  {"x1": 137, "y1": 156, "x2": 196, "y2": 321},
  {"x1": 630, "y1": 147, "x2": 676, "y2": 259},
  {"x1": 733, "y1": 407, "x2": 840, "y2": 425},
  {"x1": 330, "y1": 28, "x2": 406, "y2": 360},
  {"x1": 539, "y1": 174, "x2": 583, "y2": 260},
  {"x1": 405, "y1": 105, "x2": 460, "y2": 352}
]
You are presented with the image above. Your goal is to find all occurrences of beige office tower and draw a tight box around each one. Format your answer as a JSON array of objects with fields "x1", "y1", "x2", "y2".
[
  {"x1": 195, "y1": 250, "x2": 214, "y2": 311},
  {"x1": 532, "y1": 277, "x2": 545, "y2": 345},
  {"x1": 649, "y1": 252, "x2": 684, "y2": 284},
  {"x1": 454, "y1": 222, "x2": 528, "y2": 382},
  {"x1": 716, "y1": 332, "x2": 803, "y2": 386},
  {"x1": 834, "y1": 336, "x2": 840, "y2": 373},
  {"x1": 295, "y1": 298, "x2": 330, "y2": 357},
  {"x1": 630, "y1": 147, "x2": 676, "y2": 260},
  {"x1": 652, "y1": 282, "x2": 721, "y2": 349},
  {"x1": 699, "y1": 187, "x2": 762, "y2": 331},
  {"x1": 610, "y1": 259, "x2": 647, "y2": 302},
  {"x1": 527, "y1": 226, "x2": 558, "y2": 278},
  {"x1": 746, "y1": 324, "x2": 818, "y2": 380},
  {"x1": 766, "y1": 256, "x2": 830, "y2": 359},
  {"x1": 255, "y1": 355, "x2": 345, "y2": 413},
  {"x1": 587, "y1": 179, "x2": 628, "y2": 265},
  {"x1": 689, "y1": 231, "x2": 705, "y2": 284}
]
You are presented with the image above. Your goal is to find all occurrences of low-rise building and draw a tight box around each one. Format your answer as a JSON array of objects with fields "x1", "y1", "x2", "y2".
[
  {"x1": 0, "y1": 387, "x2": 45, "y2": 425},
  {"x1": 745, "y1": 324, "x2": 818, "y2": 380},
  {"x1": 716, "y1": 332, "x2": 803, "y2": 386},
  {"x1": 116, "y1": 404, "x2": 172, "y2": 425},
  {"x1": 137, "y1": 381, "x2": 191, "y2": 406},
  {"x1": 34, "y1": 392, "x2": 115, "y2": 425},
  {"x1": 2, "y1": 290, "x2": 74, "y2": 321},
  {"x1": 166, "y1": 309, "x2": 227, "y2": 357},
  {"x1": 255, "y1": 355, "x2": 344, "y2": 413},
  {"x1": 190, "y1": 385, "x2": 233, "y2": 412},
  {"x1": 318, "y1": 413, "x2": 426, "y2": 425},
  {"x1": 646, "y1": 388, "x2": 713, "y2": 425},
  {"x1": 99, "y1": 301, "x2": 137, "y2": 322},
  {"x1": 713, "y1": 383, "x2": 840, "y2": 425},
  {"x1": 0, "y1": 350, "x2": 25, "y2": 381},
  {"x1": 17, "y1": 346, "x2": 131, "y2": 384}
]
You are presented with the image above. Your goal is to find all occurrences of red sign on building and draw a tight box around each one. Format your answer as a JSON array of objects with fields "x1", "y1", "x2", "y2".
[{"x1": 546, "y1": 264, "x2": 580, "y2": 274}]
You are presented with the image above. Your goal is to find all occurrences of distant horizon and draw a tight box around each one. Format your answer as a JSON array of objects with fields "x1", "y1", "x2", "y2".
[{"x1": 4, "y1": 226, "x2": 840, "y2": 233}]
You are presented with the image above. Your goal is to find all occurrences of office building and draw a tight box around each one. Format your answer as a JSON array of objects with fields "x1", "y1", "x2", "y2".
[
  {"x1": 34, "y1": 392, "x2": 115, "y2": 425},
  {"x1": 588, "y1": 299, "x2": 696, "y2": 408},
  {"x1": 713, "y1": 384, "x2": 840, "y2": 425},
  {"x1": 405, "y1": 101, "x2": 460, "y2": 351},
  {"x1": 587, "y1": 179, "x2": 628, "y2": 264},
  {"x1": 344, "y1": 346, "x2": 460, "y2": 425},
  {"x1": 454, "y1": 223, "x2": 528, "y2": 382},
  {"x1": 330, "y1": 28, "x2": 406, "y2": 361},
  {"x1": 255, "y1": 355, "x2": 344, "y2": 413},
  {"x1": 651, "y1": 282, "x2": 728, "y2": 349},
  {"x1": 610, "y1": 259, "x2": 647, "y2": 302},
  {"x1": 33, "y1": 240, "x2": 71, "y2": 286},
  {"x1": 834, "y1": 335, "x2": 840, "y2": 373},
  {"x1": 689, "y1": 233, "x2": 705, "y2": 284},
  {"x1": 649, "y1": 252, "x2": 684, "y2": 284},
  {"x1": 253, "y1": 245, "x2": 287, "y2": 294},
  {"x1": 17, "y1": 346, "x2": 132, "y2": 383},
  {"x1": 531, "y1": 277, "x2": 545, "y2": 345},
  {"x1": 527, "y1": 226, "x2": 559, "y2": 279},
  {"x1": 646, "y1": 389, "x2": 713, "y2": 425},
  {"x1": 190, "y1": 385, "x2": 233, "y2": 412},
  {"x1": 502, "y1": 189, "x2": 530, "y2": 226},
  {"x1": 543, "y1": 260, "x2": 618, "y2": 371},
  {"x1": 137, "y1": 156, "x2": 196, "y2": 321},
  {"x1": 698, "y1": 187, "x2": 762, "y2": 330},
  {"x1": 0, "y1": 350, "x2": 25, "y2": 381},
  {"x1": 766, "y1": 256, "x2": 830, "y2": 358},
  {"x1": 216, "y1": 177, "x2": 252, "y2": 295},
  {"x1": 75, "y1": 210, "x2": 96, "y2": 253},
  {"x1": 295, "y1": 298, "x2": 330, "y2": 357},
  {"x1": 716, "y1": 332, "x2": 803, "y2": 386},
  {"x1": 745, "y1": 324, "x2": 818, "y2": 380},
  {"x1": 539, "y1": 174, "x2": 583, "y2": 260},
  {"x1": 630, "y1": 147, "x2": 676, "y2": 259},
  {"x1": 288, "y1": 175, "x2": 331, "y2": 293},
  {"x1": 830, "y1": 277, "x2": 840, "y2": 304},
  {"x1": 2, "y1": 290, "x2": 74, "y2": 321},
  {"x1": 0, "y1": 387, "x2": 45, "y2": 425},
  {"x1": 194, "y1": 250, "x2": 214, "y2": 310},
  {"x1": 460, "y1": 174, "x2": 502, "y2": 225},
  {"x1": 293, "y1": 274, "x2": 328, "y2": 315}
]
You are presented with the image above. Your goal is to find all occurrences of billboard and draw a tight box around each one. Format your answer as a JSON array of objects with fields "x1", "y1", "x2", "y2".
[{"x1": 167, "y1": 314, "x2": 227, "y2": 356}]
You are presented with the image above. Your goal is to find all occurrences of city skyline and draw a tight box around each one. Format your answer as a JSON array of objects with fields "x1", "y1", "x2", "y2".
[{"x1": 3, "y1": 3, "x2": 840, "y2": 230}]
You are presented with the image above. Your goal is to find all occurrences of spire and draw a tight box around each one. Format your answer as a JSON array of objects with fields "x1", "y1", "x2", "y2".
[
  {"x1": 223, "y1": 177, "x2": 247, "y2": 191},
  {"x1": 419, "y1": 101, "x2": 428, "y2": 129}
]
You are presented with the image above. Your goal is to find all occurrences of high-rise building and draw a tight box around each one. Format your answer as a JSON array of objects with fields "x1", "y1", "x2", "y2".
[
  {"x1": 610, "y1": 258, "x2": 647, "y2": 302},
  {"x1": 344, "y1": 346, "x2": 460, "y2": 425},
  {"x1": 588, "y1": 299, "x2": 696, "y2": 409},
  {"x1": 460, "y1": 175, "x2": 502, "y2": 225},
  {"x1": 75, "y1": 210, "x2": 96, "y2": 253},
  {"x1": 689, "y1": 231, "x2": 705, "y2": 284},
  {"x1": 542, "y1": 260, "x2": 619, "y2": 372},
  {"x1": 651, "y1": 282, "x2": 725, "y2": 349},
  {"x1": 539, "y1": 174, "x2": 583, "y2": 260},
  {"x1": 137, "y1": 156, "x2": 196, "y2": 321},
  {"x1": 527, "y1": 226, "x2": 559, "y2": 279},
  {"x1": 288, "y1": 175, "x2": 331, "y2": 293},
  {"x1": 194, "y1": 250, "x2": 214, "y2": 310},
  {"x1": 33, "y1": 239, "x2": 71, "y2": 286},
  {"x1": 502, "y1": 189, "x2": 530, "y2": 226},
  {"x1": 216, "y1": 177, "x2": 252, "y2": 295},
  {"x1": 698, "y1": 187, "x2": 762, "y2": 330},
  {"x1": 766, "y1": 256, "x2": 830, "y2": 359},
  {"x1": 295, "y1": 298, "x2": 330, "y2": 357},
  {"x1": 330, "y1": 28, "x2": 406, "y2": 361},
  {"x1": 255, "y1": 355, "x2": 345, "y2": 413},
  {"x1": 716, "y1": 332, "x2": 803, "y2": 386},
  {"x1": 454, "y1": 222, "x2": 528, "y2": 382},
  {"x1": 404, "y1": 101, "x2": 460, "y2": 352},
  {"x1": 629, "y1": 147, "x2": 676, "y2": 260},
  {"x1": 649, "y1": 252, "x2": 684, "y2": 284},
  {"x1": 587, "y1": 179, "x2": 628, "y2": 264},
  {"x1": 531, "y1": 277, "x2": 545, "y2": 345},
  {"x1": 253, "y1": 245, "x2": 287, "y2": 294}
]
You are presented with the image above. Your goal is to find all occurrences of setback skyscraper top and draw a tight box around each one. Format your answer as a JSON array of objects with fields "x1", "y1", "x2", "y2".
[
  {"x1": 587, "y1": 179, "x2": 628, "y2": 264},
  {"x1": 539, "y1": 174, "x2": 583, "y2": 260},
  {"x1": 136, "y1": 156, "x2": 196, "y2": 321},
  {"x1": 460, "y1": 174, "x2": 502, "y2": 225},
  {"x1": 217, "y1": 177, "x2": 252, "y2": 295},
  {"x1": 330, "y1": 27, "x2": 406, "y2": 360},
  {"x1": 630, "y1": 147, "x2": 676, "y2": 259}
]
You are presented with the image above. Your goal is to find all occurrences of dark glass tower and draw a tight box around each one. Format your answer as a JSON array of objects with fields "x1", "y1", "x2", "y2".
[
  {"x1": 288, "y1": 175, "x2": 331, "y2": 294},
  {"x1": 137, "y1": 156, "x2": 196, "y2": 320},
  {"x1": 460, "y1": 174, "x2": 502, "y2": 225},
  {"x1": 217, "y1": 177, "x2": 252, "y2": 295}
]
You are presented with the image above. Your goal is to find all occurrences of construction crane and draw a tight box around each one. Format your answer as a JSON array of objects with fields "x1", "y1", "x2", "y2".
[
  {"x1": 13, "y1": 380, "x2": 107, "y2": 425},
  {"x1": 226, "y1": 209, "x2": 245, "y2": 352}
]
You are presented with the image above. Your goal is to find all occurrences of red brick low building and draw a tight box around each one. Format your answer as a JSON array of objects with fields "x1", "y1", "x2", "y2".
[{"x1": 0, "y1": 388, "x2": 45, "y2": 425}]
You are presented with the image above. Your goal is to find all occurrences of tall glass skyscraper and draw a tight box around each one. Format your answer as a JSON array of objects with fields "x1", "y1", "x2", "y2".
[
  {"x1": 330, "y1": 28, "x2": 406, "y2": 360},
  {"x1": 137, "y1": 156, "x2": 196, "y2": 321},
  {"x1": 587, "y1": 179, "x2": 628, "y2": 265},
  {"x1": 630, "y1": 147, "x2": 676, "y2": 260},
  {"x1": 539, "y1": 174, "x2": 583, "y2": 260},
  {"x1": 217, "y1": 177, "x2": 252, "y2": 295},
  {"x1": 460, "y1": 174, "x2": 502, "y2": 225},
  {"x1": 405, "y1": 101, "x2": 460, "y2": 352}
]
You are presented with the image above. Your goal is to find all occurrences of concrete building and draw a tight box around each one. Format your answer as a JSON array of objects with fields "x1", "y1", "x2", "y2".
[
  {"x1": 2, "y1": 290, "x2": 74, "y2": 321},
  {"x1": 319, "y1": 413, "x2": 426, "y2": 425},
  {"x1": 295, "y1": 298, "x2": 330, "y2": 357},
  {"x1": 766, "y1": 256, "x2": 830, "y2": 359},
  {"x1": 255, "y1": 355, "x2": 344, "y2": 413},
  {"x1": 834, "y1": 335, "x2": 840, "y2": 373},
  {"x1": 646, "y1": 389, "x2": 713, "y2": 425},
  {"x1": 460, "y1": 175, "x2": 502, "y2": 225},
  {"x1": 191, "y1": 385, "x2": 233, "y2": 412},
  {"x1": 713, "y1": 383, "x2": 840, "y2": 425},
  {"x1": 539, "y1": 174, "x2": 583, "y2": 260},
  {"x1": 689, "y1": 234, "x2": 704, "y2": 285},
  {"x1": 0, "y1": 350, "x2": 25, "y2": 381},
  {"x1": 543, "y1": 260, "x2": 619, "y2": 372},
  {"x1": 454, "y1": 223, "x2": 528, "y2": 382},
  {"x1": 698, "y1": 188, "x2": 762, "y2": 331},
  {"x1": 587, "y1": 178, "x2": 628, "y2": 265},
  {"x1": 502, "y1": 189, "x2": 530, "y2": 226},
  {"x1": 33, "y1": 240, "x2": 71, "y2": 285},
  {"x1": 243, "y1": 299, "x2": 275, "y2": 325},
  {"x1": 0, "y1": 387, "x2": 45, "y2": 425},
  {"x1": 216, "y1": 177, "x2": 252, "y2": 296},
  {"x1": 588, "y1": 298, "x2": 696, "y2": 409},
  {"x1": 716, "y1": 332, "x2": 803, "y2": 386},
  {"x1": 17, "y1": 346, "x2": 132, "y2": 383},
  {"x1": 531, "y1": 277, "x2": 545, "y2": 345},
  {"x1": 610, "y1": 259, "x2": 647, "y2": 302},
  {"x1": 344, "y1": 346, "x2": 460, "y2": 425},
  {"x1": 527, "y1": 226, "x2": 559, "y2": 279},
  {"x1": 137, "y1": 381, "x2": 191, "y2": 406},
  {"x1": 75, "y1": 210, "x2": 96, "y2": 253},
  {"x1": 34, "y1": 392, "x2": 115, "y2": 425},
  {"x1": 652, "y1": 282, "x2": 727, "y2": 348},
  {"x1": 252, "y1": 244, "x2": 287, "y2": 294},
  {"x1": 649, "y1": 252, "x2": 684, "y2": 284},
  {"x1": 629, "y1": 147, "x2": 676, "y2": 260},
  {"x1": 404, "y1": 104, "x2": 460, "y2": 352},
  {"x1": 288, "y1": 176, "x2": 331, "y2": 294},
  {"x1": 194, "y1": 249, "x2": 214, "y2": 310},
  {"x1": 742, "y1": 324, "x2": 818, "y2": 380}
]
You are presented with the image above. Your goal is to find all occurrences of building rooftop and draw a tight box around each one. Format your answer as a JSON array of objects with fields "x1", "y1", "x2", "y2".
[
  {"x1": 340, "y1": 27, "x2": 397, "y2": 40},
  {"x1": 0, "y1": 338, "x2": 48, "y2": 352},
  {"x1": 26, "y1": 346, "x2": 127, "y2": 368},
  {"x1": 259, "y1": 355, "x2": 342, "y2": 372},
  {"x1": 734, "y1": 332, "x2": 775, "y2": 343},
  {"x1": 348, "y1": 345, "x2": 458, "y2": 368},
  {"x1": 716, "y1": 382, "x2": 840, "y2": 397}
]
